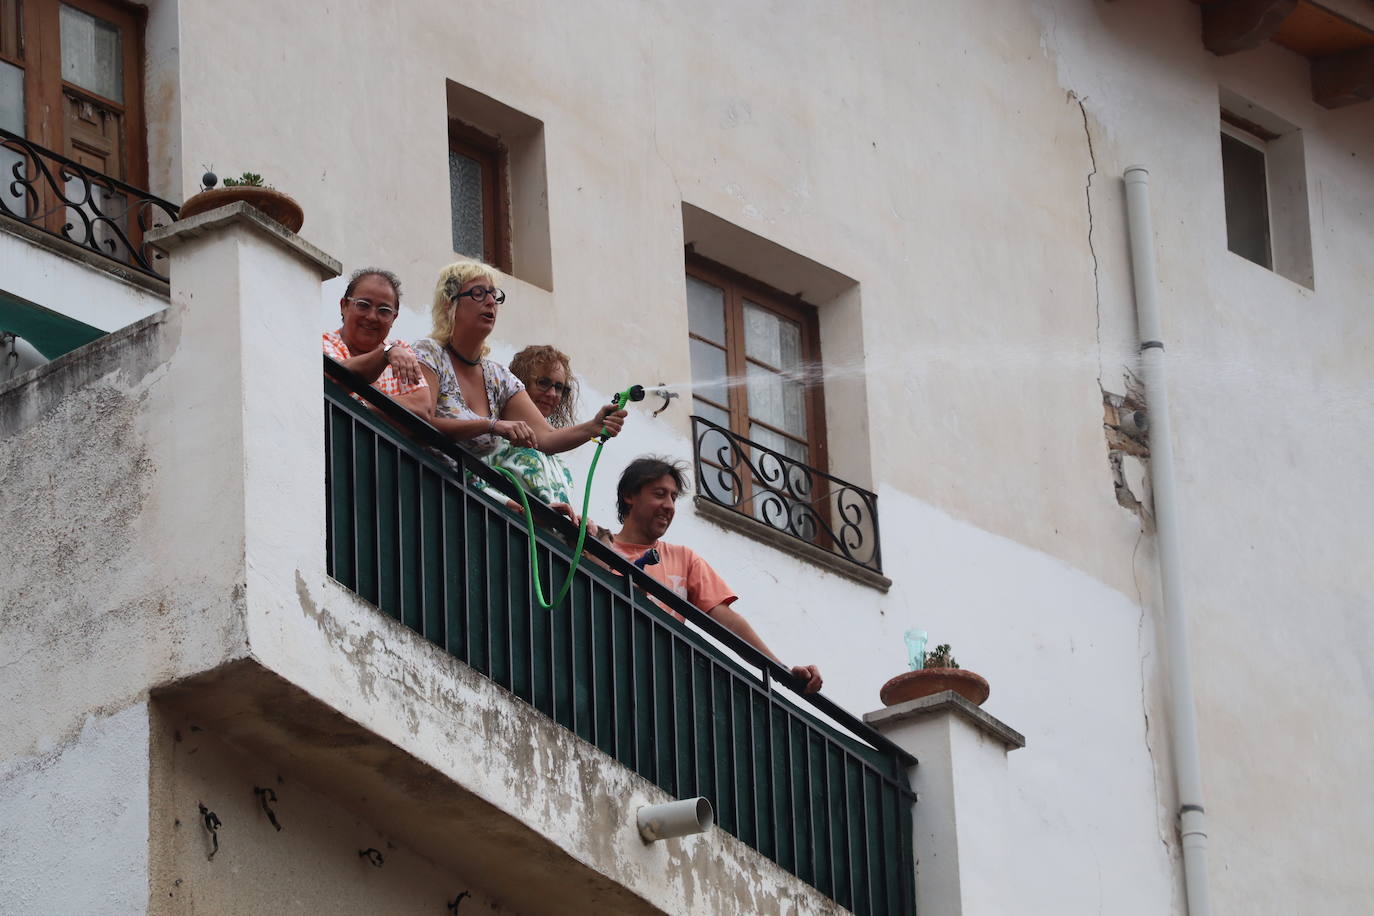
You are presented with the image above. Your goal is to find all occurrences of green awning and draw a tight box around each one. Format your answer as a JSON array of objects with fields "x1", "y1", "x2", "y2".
[{"x1": 0, "y1": 291, "x2": 105, "y2": 360}]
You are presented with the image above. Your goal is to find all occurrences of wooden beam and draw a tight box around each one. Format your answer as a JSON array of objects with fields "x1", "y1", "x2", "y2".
[
  {"x1": 1312, "y1": 46, "x2": 1374, "y2": 107},
  {"x1": 1199, "y1": 0, "x2": 1300, "y2": 55}
]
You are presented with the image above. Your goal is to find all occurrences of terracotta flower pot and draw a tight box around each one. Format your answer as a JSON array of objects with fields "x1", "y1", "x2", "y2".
[
  {"x1": 879, "y1": 668, "x2": 990, "y2": 707},
  {"x1": 179, "y1": 186, "x2": 304, "y2": 233}
]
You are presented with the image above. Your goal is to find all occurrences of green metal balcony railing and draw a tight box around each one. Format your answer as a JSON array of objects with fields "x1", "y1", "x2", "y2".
[{"x1": 323, "y1": 357, "x2": 916, "y2": 915}]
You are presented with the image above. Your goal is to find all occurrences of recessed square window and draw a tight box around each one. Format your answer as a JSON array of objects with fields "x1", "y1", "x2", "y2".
[
  {"x1": 681, "y1": 204, "x2": 883, "y2": 577},
  {"x1": 1217, "y1": 93, "x2": 1314, "y2": 289},
  {"x1": 445, "y1": 80, "x2": 552, "y2": 290}
]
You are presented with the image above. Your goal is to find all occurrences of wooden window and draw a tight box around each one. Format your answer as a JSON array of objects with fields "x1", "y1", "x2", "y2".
[
  {"x1": 687, "y1": 255, "x2": 828, "y2": 472},
  {"x1": 0, "y1": 0, "x2": 146, "y2": 183},
  {"x1": 448, "y1": 119, "x2": 510, "y2": 272}
]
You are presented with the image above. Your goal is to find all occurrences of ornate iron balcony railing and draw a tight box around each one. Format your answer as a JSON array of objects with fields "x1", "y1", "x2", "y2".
[
  {"x1": 0, "y1": 127, "x2": 179, "y2": 280},
  {"x1": 323, "y1": 357, "x2": 916, "y2": 915},
  {"x1": 691, "y1": 415, "x2": 883, "y2": 574}
]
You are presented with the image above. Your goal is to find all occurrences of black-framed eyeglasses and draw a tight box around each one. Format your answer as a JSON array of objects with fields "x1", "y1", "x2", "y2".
[
  {"x1": 344, "y1": 297, "x2": 398, "y2": 319},
  {"x1": 533, "y1": 376, "x2": 569, "y2": 396},
  {"x1": 453, "y1": 286, "x2": 506, "y2": 304}
]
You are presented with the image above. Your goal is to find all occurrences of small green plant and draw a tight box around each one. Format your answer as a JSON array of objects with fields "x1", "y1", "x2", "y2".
[
  {"x1": 222, "y1": 171, "x2": 268, "y2": 188},
  {"x1": 923, "y1": 644, "x2": 959, "y2": 669}
]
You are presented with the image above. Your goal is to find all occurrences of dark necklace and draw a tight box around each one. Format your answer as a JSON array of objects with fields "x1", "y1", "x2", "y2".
[{"x1": 447, "y1": 343, "x2": 481, "y2": 367}]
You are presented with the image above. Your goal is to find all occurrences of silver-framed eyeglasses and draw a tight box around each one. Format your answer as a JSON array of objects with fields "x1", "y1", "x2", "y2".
[
  {"x1": 344, "y1": 297, "x2": 398, "y2": 319},
  {"x1": 452, "y1": 286, "x2": 506, "y2": 304}
]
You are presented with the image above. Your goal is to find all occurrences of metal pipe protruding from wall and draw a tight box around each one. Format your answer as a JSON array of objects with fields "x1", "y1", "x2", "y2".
[
  {"x1": 1123, "y1": 165, "x2": 1212, "y2": 916},
  {"x1": 1119, "y1": 409, "x2": 1149, "y2": 438},
  {"x1": 636, "y1": 797, "x2": 714, "y2": 843}
]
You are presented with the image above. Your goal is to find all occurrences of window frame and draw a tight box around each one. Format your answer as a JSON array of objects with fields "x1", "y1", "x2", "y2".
[
  {"x1": 684, "y1": 251, "x2": 829, "y2": 541},
  {"x1": 1219, "y1": 110, "x2": 1280, "y2": 272},
  {"x1": 447, "y1": 118, "x2": 510, "y2": 273},
  {"x1": 6, "y1": 0, "x2": 146, "y2": 184},
  {"x1": 686, "y1": 252, "x2": 830, "y2": 478}
]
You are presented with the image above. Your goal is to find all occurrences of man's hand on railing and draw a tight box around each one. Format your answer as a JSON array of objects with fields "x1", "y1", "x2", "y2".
[{"x1": 791, "y1": 664, "x2": 823, "y2": 694}]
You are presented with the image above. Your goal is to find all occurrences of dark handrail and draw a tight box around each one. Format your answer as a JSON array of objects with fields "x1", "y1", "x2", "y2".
[
  {"x1": 0, "y1": 127, "x2": 180, "y2": 279},
  {"x1": 323, "y1": 354, "x2": 916, "y2": 768}
]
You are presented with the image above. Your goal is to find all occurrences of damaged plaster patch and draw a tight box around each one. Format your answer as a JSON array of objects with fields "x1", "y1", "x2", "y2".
[{"x1": 1103, "y1": 378, "x2": 1153, "y2": 528}]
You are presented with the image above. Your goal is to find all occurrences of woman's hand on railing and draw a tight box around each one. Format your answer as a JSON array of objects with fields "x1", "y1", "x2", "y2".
[{"x1": 384, "y1": 345, "x2": 423, "y2": 387}]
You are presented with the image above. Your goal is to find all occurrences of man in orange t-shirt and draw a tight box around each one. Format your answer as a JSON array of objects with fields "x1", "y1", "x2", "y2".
[{"x1": 607, "y1": 456, "x2": 823, "y2": 693}]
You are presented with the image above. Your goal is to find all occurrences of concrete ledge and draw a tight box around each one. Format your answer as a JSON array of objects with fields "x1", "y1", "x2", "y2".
[
  {"x1": 0, "y1": 311, "x2": 168, "y2": 424},
  {"x1": 0, "y1": 215, "x2": 173, "y2": 297},
  {"x1": 145, "y1": 202, "x2": 341, "y2": 279},
  {"x1": 694, "y1": 496, "x2": 892, "y2": 592},
  {"x1": 864, "y1": 691, "x2": 1026, "y2": 751}
]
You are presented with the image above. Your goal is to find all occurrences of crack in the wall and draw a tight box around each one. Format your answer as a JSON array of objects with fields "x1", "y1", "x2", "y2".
[
  {"x1": 1132, "y1": 531, "x2": 1174, "y2": 861},
  {"x1": 1074, "y1": 92, "x2": 1104, "y2": 390},
  {"x1": 1071, "y1": 87, "x2": 1177, "y2": 894}
]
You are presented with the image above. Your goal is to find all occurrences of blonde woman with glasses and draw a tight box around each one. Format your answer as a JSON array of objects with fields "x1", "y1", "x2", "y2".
[{"x1": 411, "y1": 259, "x2": 627, "y2": 457}]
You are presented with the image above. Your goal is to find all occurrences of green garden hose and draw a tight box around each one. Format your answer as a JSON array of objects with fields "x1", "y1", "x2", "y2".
[{"x1": 496, "y1": 385, "x2": 643, "y2": 610}]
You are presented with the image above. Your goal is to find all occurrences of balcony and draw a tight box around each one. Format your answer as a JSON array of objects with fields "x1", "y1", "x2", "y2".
[
  {"x1": 1, "y1": 129, "x2": 177, "y2": 372},
  {"x1": 692, "y1": 415, "x2": 884, "y2": 578},
  {"x1": 0, "y1": 128, "x2": 178, "y2": 280},
  {"x1": 325, "y1": 358, "x2": 915, "y2": 915}
]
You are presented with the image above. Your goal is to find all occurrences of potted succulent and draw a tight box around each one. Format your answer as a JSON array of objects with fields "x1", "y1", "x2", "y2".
[
  {"x1": 178, "y1": 171, "x2": 304, "y2": 233},
  {"x1": 880, "y1": 638, "x2": 990, "y2": 707}
]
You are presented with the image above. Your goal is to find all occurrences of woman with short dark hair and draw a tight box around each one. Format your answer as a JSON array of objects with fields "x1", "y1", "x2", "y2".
[{"x1": 322, "y1": 267, "x2": 429, "y2": 413}]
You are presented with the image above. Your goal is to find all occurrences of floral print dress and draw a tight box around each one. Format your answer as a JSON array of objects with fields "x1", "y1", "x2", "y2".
[
  {"x1": 411, "y1": 338, "x2": 526, "y2": 457},
  {"x1": 483, "y1": 443, "x2": 576, "y2": 506}
]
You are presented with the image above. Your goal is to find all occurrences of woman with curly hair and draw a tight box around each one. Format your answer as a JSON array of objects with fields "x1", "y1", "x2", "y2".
[{"x1": 480, "y1": 344, "x2": 610, "y2": 536}]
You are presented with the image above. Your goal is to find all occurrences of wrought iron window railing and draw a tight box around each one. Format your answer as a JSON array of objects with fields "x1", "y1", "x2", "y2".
[
  {"x1": 0, "y1": 127, "x2": 179, "y2": 280},
  {"x1": 692, "y1": 415, "x2": 883, "y2": 574},
  {"x1": 323, "y1": 357, "x2": 916, "y2": 915}
]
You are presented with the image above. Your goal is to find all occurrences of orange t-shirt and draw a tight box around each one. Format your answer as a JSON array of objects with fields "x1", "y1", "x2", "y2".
[{"x1": 609, "y1": 540, "x2": 737, "y2": 622}]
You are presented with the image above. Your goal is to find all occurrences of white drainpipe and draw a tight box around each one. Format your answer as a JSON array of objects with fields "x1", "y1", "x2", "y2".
[{"x1": 1123, "y1": 165, "x2": 1212, "y2": 916}]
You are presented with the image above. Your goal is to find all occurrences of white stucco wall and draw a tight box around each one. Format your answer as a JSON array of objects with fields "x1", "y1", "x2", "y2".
[
  {"x1": 0, "y1": 704, "x2": 151, "y2": 916},
  {"x1": 4, "y1": 0, "x2": 1370, "y2": 913},
  {"x1": 172, "y1": 0, "x2": 1374, "y2": 911}
]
